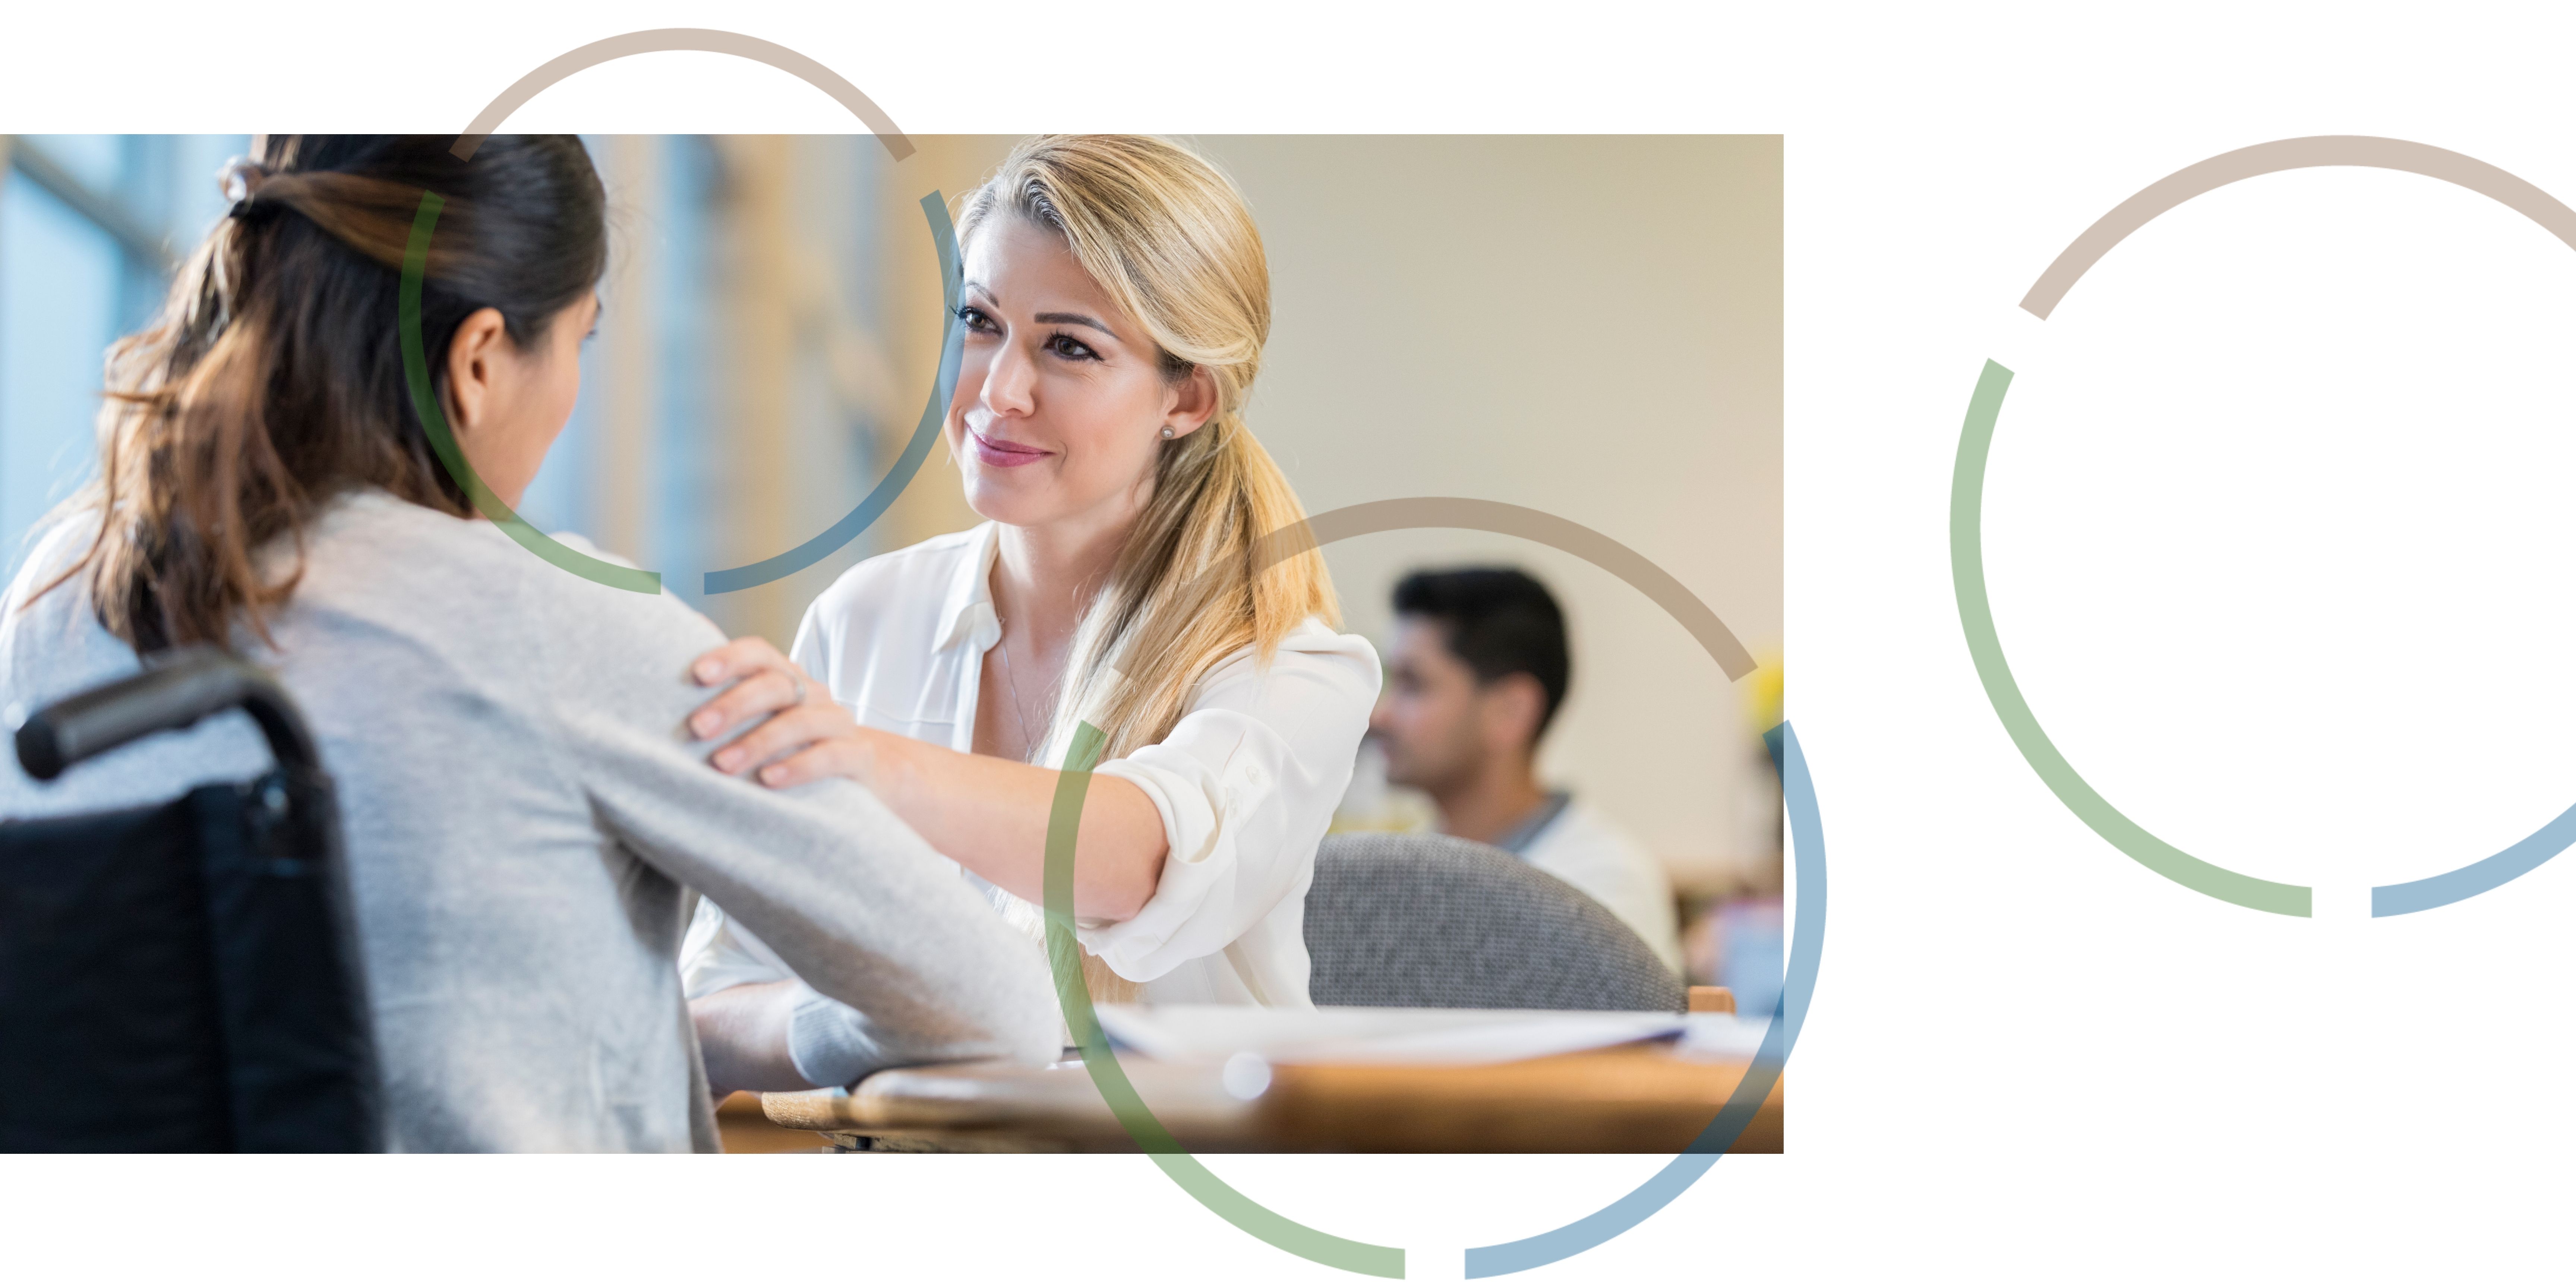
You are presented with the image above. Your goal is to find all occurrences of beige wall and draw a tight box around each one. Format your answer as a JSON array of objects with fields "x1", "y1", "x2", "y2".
[{"x1": 1200, "y1": 136, "x2": 1783, "y2": 888}]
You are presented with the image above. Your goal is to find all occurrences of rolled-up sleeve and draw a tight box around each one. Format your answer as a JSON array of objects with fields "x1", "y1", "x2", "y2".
[{"x1": 1080, "y1": 624, "x2": 1379, "y2": 983}]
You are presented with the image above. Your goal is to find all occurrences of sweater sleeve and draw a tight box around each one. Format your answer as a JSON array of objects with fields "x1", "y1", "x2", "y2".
[{"x1": 532, "y1": 559, "x2": 1059, "y2": 1084}]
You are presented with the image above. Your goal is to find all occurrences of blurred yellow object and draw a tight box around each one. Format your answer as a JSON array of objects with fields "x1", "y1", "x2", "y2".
[{"x1": 1741, "y1": 650, "x2": 1784, "y2": 738}]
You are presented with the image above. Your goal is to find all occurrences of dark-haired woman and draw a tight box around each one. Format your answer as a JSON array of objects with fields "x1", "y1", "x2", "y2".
[{"x1": 0, "y1": 135, "x2": 1057, "y2": 1151}]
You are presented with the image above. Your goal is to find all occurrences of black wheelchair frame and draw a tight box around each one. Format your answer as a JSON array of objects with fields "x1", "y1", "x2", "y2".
[{"x1": 0, "y1": 645, "x2": 381, "y2": 1152}]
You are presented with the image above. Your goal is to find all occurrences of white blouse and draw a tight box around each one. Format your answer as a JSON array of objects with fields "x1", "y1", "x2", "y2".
[{"x1": 682, "y1": 521, "x2": 1379, "y2": 1008}]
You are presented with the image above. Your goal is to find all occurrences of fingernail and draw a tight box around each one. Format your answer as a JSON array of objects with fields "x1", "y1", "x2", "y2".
[
  {"x1": 691, "y1": 713, "x2": 714, "y2": 736},
  {"x1": 695, "y1": 659, "x2": 719, "y2": 681},
  {"x1": 715, "y1": 750, "x2": 739, "y2": 771},
  {"x1": 760, "y1": 765, "x2": 786, "y2": 785}
]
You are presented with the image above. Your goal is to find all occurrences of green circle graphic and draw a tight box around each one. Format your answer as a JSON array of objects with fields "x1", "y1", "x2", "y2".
[
  {"x1": 1966, "y1": 135, "x2": 2576, "y2": 918},
  {"x1": 1038, "y1": 499, "x2": 1793, "y2": 1278},
  {"x1": 1950, "y1": 359, "x2": 2311, "y2": 916}
]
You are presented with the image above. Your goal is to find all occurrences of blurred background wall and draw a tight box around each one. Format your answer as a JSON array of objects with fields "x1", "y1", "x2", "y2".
[{"x1": 0, "y1": 133, "x2": 1780, "y2": 986}]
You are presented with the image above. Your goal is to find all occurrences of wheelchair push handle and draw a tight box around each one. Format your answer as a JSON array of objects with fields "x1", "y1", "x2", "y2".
[{"x1": 15, "y1": 645, "x2": 321, "y2": 782}]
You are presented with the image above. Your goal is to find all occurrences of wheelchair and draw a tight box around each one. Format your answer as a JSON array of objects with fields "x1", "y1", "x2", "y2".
[{"x1": 0, "y1": 645, "x2": 381, "y2": 1151}]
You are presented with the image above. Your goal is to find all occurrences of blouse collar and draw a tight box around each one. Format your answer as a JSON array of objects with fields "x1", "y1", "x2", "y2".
[{"x1": 931, "y1": 521, "x2": 1005, "y2": 654}]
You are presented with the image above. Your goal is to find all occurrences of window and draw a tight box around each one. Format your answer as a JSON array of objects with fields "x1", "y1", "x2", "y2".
[{"x1": 0, "y1": 135, "x2": 246, "y2": 575}]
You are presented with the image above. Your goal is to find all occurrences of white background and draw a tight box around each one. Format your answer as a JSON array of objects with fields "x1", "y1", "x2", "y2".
[{"x1": 7, "y1": 2, "x2": 2575, "y2": 1284}]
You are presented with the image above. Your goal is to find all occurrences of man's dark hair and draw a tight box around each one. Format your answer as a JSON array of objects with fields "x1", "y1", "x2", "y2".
[{"x1": 1392, "y1": 566, "x2": 1571, "y2": 740}]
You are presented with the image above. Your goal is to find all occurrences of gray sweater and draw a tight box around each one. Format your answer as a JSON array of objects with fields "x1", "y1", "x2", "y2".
[{"x1": 0, "y1": 490, "x2": 1060, "y2": 1151}]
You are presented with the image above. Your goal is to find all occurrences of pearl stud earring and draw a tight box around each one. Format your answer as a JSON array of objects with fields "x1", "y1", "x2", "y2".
[{"x1": 1159, "y1": 425, "x2": 1175, "y2": 439}]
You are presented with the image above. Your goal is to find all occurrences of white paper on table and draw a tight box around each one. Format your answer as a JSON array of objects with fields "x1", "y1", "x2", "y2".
[
  {"x1": 1673, "y1": 1012, "x2": 1772, "y2": 1061},
  {"x1": 1091, "y1": 1003, "x2": 1689, "y2": 1067}
]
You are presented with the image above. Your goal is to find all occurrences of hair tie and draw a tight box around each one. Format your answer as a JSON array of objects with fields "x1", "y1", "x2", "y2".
[{"x1": 219, "y1": 159, "x2": 275, "y2": 221}]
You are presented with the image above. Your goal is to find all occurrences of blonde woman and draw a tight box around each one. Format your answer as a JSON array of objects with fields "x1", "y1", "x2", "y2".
[{"x1": 679, "y1": 136, "x2": 1376, "y2": 1092}]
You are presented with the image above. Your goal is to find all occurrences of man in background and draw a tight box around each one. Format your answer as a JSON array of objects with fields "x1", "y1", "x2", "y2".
[{"x1": 1367, "y1": 567, "x2": 1682, "y2": 973}]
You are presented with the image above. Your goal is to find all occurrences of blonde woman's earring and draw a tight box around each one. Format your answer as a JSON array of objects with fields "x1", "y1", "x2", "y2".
[{"x1": 1159, "y1": 425, "x2": 1174, "y2": 439}]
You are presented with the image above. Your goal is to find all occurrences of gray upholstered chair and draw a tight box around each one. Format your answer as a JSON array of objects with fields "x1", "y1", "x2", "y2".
[{"x1": 1303, "y1": 832, "x2": 1684, "y2": 1011}]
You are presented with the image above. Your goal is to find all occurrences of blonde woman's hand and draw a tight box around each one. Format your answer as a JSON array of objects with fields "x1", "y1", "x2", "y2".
[{"x1": 686, "y1": 637, "x2": 880, "y2": 789}]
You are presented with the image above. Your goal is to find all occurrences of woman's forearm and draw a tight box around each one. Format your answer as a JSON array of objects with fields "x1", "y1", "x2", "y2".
[
  {"x1": 864, "y1": 731, "x2": 1168, "y2": 922},
  {"x1": 679, "y1": 639, "x2": 1170, "y2": 921}
]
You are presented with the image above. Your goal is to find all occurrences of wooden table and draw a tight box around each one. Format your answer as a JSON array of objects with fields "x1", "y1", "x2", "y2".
[{"x1": 761, "y1": 1038, "x2": 1782, "y2": 1153}]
